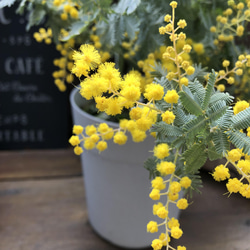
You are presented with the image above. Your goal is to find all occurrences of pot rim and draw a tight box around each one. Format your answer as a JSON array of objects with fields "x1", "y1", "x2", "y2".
[{"x1": 69, "y1": 86, "x2": 119, "y2": 128}]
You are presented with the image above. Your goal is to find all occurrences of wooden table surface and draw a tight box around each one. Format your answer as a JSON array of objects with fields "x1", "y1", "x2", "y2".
[{"x1": 0, "y1": 149, "x2": 250, "y2": 250}]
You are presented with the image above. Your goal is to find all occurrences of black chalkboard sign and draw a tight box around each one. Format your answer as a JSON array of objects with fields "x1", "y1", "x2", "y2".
[{"x1": 0, "y1": 5, "x2": 70, "y2": 150}]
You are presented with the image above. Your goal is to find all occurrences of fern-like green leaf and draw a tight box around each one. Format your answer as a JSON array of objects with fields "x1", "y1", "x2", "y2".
[
  {"x1": 174, "y1": 107, "x2": 194, "y2": 127},
  {"x1": 183, "y1": 115, "x2": 207, "y2": 138},
  {"x1": 217, "y1": 107, "x2": 234, "y2": 130},
  {"x1": 226, "y1": 130, "x2": 250, "y2": 155},
  {"x1": 201, "y1": 70, "x2": 216, "y2": 110},
  {"x1": 151, "y1": 121, "x2": 183, "y2": 137},
  {"x1": 182, "y1": 144, "x2": 207, "y2": 174},
  {"x1": 231, "y1": 107, "x2": 250, "y2": 130},
  {"x1": 209, "y1": 92, "x2": 234, "y2": 106},
  {"x1": 188, "y1": 79, "x2": 205, "y2": 104},
  {"x1": 207, "y1": 141, "x2": 223, "y2": 160},
  {"x1": 144, "y1": 156, "x2": 158, "y2": 179},
  {"x1": 179, "y1": 86, "x2": 203, "y2": 116},
  {"x1": 212, "y1": 130, "x2": 230, "y2": 155},
  {"x1": 206, "y1": 100, "x2": 227, "y2": 122}
]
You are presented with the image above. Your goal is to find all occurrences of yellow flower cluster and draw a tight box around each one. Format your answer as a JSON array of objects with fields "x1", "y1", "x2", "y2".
[
  {"x1": 33, "y1": 28, "x2": 53, "y2": 44},
  {"x1": 53, "y1": 0, "x2": 79, "y2": 20},
  {"x1": 148, "y1": 141, "x2": 191, "y2": 250},
  {"x1": 210, "y1": 0, "x2": 250, "y2": 44},
  {"x1": 212, "y1": 147, "x2": 250, "y2": 198},
  {"x1": 207, "y1": 54, "x2": 250, "y2": 91},
  {"x1": 53, "y1": 38, "x2": 75, "y2": 91},
  {"x1": 158, "y1": 2, "x2": 196, "y2": 90}
]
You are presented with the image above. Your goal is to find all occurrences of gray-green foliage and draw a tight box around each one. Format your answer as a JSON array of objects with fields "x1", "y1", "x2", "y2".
[{"x1": 145, "y1": 70, "x2": 250, "y2": 193}]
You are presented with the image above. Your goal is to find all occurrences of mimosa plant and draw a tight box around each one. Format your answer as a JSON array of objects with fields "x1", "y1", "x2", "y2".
[
  {"x1": 68, "y1": 2, "x2": 250, "y2": 250},
  {"x1": 2, "y1": 0, "x2": 250, "y2": 249}
]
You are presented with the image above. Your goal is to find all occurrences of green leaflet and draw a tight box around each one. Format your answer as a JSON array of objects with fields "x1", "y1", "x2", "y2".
[
  {"x1": 201, "y1": 70, "x2": 216, "y2": 110},
  {"x1": 212, "y1": 130, "x2": 230, "y2": 155},
  {"x1": 231, "y1": 107, "x2": 250, "y2": 130},
  {"x1": 60, "y1": 17, "x2": 92, "y2": 41},
  {"x1": 115, "y1": 0, "x2": 141, "y2": 14},
  {"x1": 26, "y1": 6, "x2": 46, "y2": 30},
  {"x1": 188, "y1": 79, "x2": 205, "y2": 104},
  {"x1": 209, "y1": 92, "x2": 234, "y2": 106},
  {"x1": 217, "y1": 108, "x2": 234, "y2": 130},
  {"x1": 151, "y1": 121, "x2": 183, "y2": 137},
  {"x1": 182, "y1": 144, "x2": 207, "y2": 174},
  {"x1": 207, "y1": 142, "x2": 223, "y2": 161},
  {"x1": 179, "y1": 86, "x2": 203, "y2": 116},
  {"x1": 227, "y1": 130, "x2": 250, "y2": 155},
  {"x1": 183, "y1": 115, "x2": 208, "y2": 138},
  {"x1": 144, "y1": 156, "x2": 158, "y2": 179},
  {"x1": 206, "y1": 100, "x2": 228, "y2": 122}
]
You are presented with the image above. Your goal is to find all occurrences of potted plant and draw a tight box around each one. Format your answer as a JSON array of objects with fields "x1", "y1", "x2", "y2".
[
  {"x1": 68, "y1": 2, "x2": 250, "y2": 250},
  {"x1": 2, "y1": 1, "x2": 250, "y2": 250}
]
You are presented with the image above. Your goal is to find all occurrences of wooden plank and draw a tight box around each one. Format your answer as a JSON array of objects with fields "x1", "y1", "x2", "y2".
[
  {"x1": 0, "y1": 177, "x2": 150, "y2": 250},
  {"x1": 0, "y1": 173, "x2": 249, "y2": 249},
  {"x1": 0, "y1": 149, "x2": 82, "y2": 180}
]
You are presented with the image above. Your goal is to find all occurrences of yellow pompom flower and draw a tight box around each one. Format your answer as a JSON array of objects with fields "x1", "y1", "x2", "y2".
[
  {"x1": 151, "y1": 176, "x2": 166, "y2": 190},
  {"x1": 212, "y1": 164, "x2": 230, "y2": 181},
  {"x1": 73, "y1": 125, "x2": 83, "y2": 135},
  {"x1": 69, "y1": 135, "x2": 80, "y2": 146},
  {"x1": 72, "y1": 44, "x2": 101, "y2": 77},
  {"x1": 168, "y1": 191, "x2": 179, "y2": 201},
  {"x1": 156, "y1": 161, "x2": 176, "y2": 176},
  {"x1": 177, "y1": 19, "x2": 187, "y2": 29},
  {"x1": 222, "y1": 60, "x2": 230, "y2": 67},
  {"x1": 217, "y1": 84, "x2": 225, "y2": 92},
  {"x1": 120, "y1": 85, "x2": 141, "y2": 102},
  {"x1": 227, "y1": 148, "x2": 242, "y2": 162},
  {"x1": 180, "y1": 77, "x2": 189, "y2": 86},
  {"x1": 168, "y1": 217, "x2": 180, "y2": 229},
  {"x1": 226, "y1": 178, "x2": 242, "y2": 194},
  {"x1": 156, "y1": 206, "x2": 168, "y2": 219},
  {"x1": 130, "y1": 107, "x2": 143, "y2": 120},
  {"x1": 164, "y1": 14, "x2": 172, "y2": 22},
  {"x1": 170, "y1": 1, "x2": 178, "y2": 8},
  {"x1": 161, "y1": 110, "x2": 175, "y2": 124},
  {"x1": 151, "y1": 239, "x2": 163, "y2": 250},
  {"x1": 193, "y1": 43, "x2": 204, "y2": 55},
  {"x1": 171, "y1": 226, "x2": 183, "y2": 239},
  {"x1": 147, "y1": 221, "x2": 158, "y2": 233},
  {"x1": 180, "y1": 176, "x2": 192, "y2": 189},
  {"x1": 177, "y1": 246, "x2": 186, "y2": 250},
  {"x1": 96, "y1": 141, "x2": 108, "y2": 152},
  {"x1": 169, "y1": 181, "x2": 182, "y2": 194},
  {"x1": 105, "y1": 98, "x2": 123, "y2": 116},
  {"x1": 90, "y1": 134, "x2": 100, "y2": 143},
  {"x1": 183, "y1": 44, "x2": 192, "y2": 53},
  {"x1": 74, "y1": 146, "x2": 83, "y2": 155},
  {"x1": 164, "y1": 89, "x2": 179, "y2": 104},
  {"x1": 233, "y1": 100, "x2": 249, "y2": 114},
  {"x1": 113, "y1": 131, "x2": 127, "y2": 145},
  {"x1": 186, "y1": 66, "x2": 195, "y2": 75},
  {"x1": 153, "y1": 202, "x2": 164, "y2": 215},
  {"x1": 144, "y1": 83, "x2": 164, "y2": 101},
  {"x1": 154, "y1": 143, "x2": 170, "y2": 159},
  {"x1": 136, "y1": 117, "x2": 153, "y2": 131},
  {"x1": 69, "y1": 7, "x2": 79, "y2": 19},
  {"x1": 176, "y1": 198, "x2": 188, "y2": 209},
  {"x1": 83, "y1": 138, "x2": 96, "y2": 150},
  {"x1": 237, "y1": 160, "x2": 250, "y2": 175},
  {"x1": 149, "y1": 189, "x2": 161, "y2": 200},
  {"x1": 85, "y1": 125, "x2": 97, "y2": 136},
  {"x1": 131, "y1": 129, "x2": 147, "y2": 142}
]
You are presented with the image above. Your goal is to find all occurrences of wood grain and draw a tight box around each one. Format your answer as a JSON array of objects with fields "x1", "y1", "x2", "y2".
[{"x1": 0, "y1": 149, "x2": 82, "y2": 180}]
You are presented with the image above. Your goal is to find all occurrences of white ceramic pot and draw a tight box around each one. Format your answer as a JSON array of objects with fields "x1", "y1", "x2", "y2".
[{"x1": 70, "y1": 87, "x2": 181, "y2": 249}]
